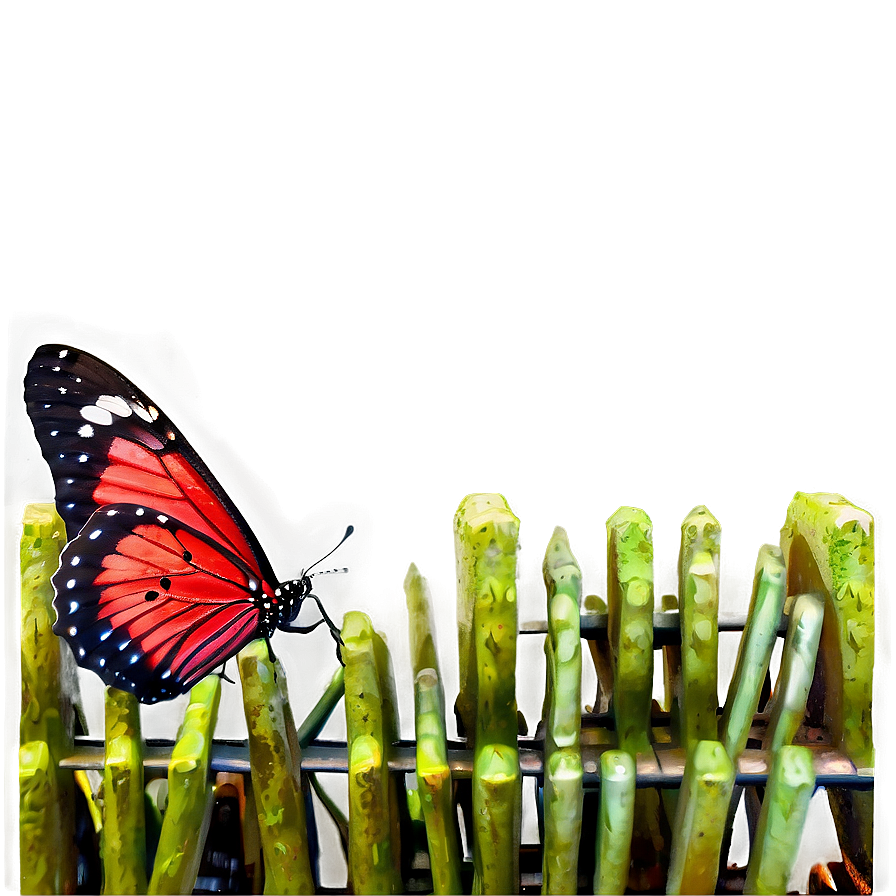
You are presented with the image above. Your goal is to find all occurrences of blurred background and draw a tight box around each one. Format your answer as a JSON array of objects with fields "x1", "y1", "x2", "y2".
[{"x1": 3, "y1": 5, "x2": 892, "y2": 890}]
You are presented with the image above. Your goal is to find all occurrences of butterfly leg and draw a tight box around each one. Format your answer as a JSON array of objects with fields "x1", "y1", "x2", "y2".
[
  {"x1": 215, "y1": 659, "x2": 236, "y2": 685},
  {"x1": 279, "y1": 617, "x2": 327, "y2": 635},
  {"x1": 279, "y1": 595, "x2": 344, "y2": 665}
]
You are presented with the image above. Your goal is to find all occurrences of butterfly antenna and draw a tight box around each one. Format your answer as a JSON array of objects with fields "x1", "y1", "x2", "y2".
[{"x1": 303, "y1": 525, "x2": 354, "y2": 578}]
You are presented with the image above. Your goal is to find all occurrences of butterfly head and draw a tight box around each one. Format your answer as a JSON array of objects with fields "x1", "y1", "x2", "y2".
[{"x1": 273, "y1": 576, "x2": 314, "y2": 625}]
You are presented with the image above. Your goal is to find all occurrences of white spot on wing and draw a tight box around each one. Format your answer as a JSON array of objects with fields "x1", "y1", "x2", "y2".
[
  {"x1": 59, "y1": 349, "x2": 68, "y2": 358},
  {"x1": 88, "y1": 529, "x2": 102, "y2": 540},
  {"x1": 81, "y1": 405, "x2": 114, "y2": 426},
  {"x1": 70, "y1": 556, "x2": 80, "y2": 566},
  {"x1": 157, "y1": 514, "x2": 168, "y2": 523},
  {"x1": 78, "y1": 454, "x2": 88, "y2": 462},
  {"x1": 69, "y1": 601, "x2": 79, "y2": 612},
  {"x1": 132, "y1": 403, "x2": 154, "y2": 423},
  {"x1": 96, "y1": 394, "x2": 132, "y2": 417},
  {"x1": 78, "y1": 424, "x2": 95, "y2": 438},
  {"x1": 136, "y1": 508, "x2": 145, "y2": 516},
  {"x1": 100, "y1": 630, "x2": 112, "y2": 641},
  {"x1": 68, "y1": 626, "x2": 77, "y2": 636},
  {"x1": 66, "y1": 578, "x2": 76, "y2": 589}
]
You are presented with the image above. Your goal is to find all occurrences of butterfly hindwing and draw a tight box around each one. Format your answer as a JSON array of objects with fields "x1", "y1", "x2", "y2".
[
  {"x1": 53, "y1": 503, "x2": 273, "y2": 703},
  {"x1": 24, "y1": 344, "x2": 275, "y2": 584}
]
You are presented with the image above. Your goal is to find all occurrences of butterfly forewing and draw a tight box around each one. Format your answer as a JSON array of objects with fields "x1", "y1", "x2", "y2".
[
  {"x1": 24, "y1": 344, "x2": 276, "y2": 585},
  {"x1": 53, "y1": 503, "x2": 270, "y2": 703}
]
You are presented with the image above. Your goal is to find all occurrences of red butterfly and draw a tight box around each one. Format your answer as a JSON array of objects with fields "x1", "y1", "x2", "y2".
[{"x1": 25, "y1": 344, "x2": 348, "y2": 703}]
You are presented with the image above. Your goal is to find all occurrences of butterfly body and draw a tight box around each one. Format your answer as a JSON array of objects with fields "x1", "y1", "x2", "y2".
[{"x1": 25, "y1": 344, "x2": 341, "y2": 703}]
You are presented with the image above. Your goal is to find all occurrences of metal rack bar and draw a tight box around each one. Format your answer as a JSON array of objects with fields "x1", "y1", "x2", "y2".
[
  {"x1": 521, "y1": 612, "x2": 788, "y2": 645},
  {"x1": 60, "y1": 736, "x2": 873, "y2": 791}
]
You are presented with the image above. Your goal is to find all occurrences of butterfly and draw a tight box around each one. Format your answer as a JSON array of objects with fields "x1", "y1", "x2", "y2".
[{"x1": 24, "y1": 344, "x2": 349, "y2": 704}]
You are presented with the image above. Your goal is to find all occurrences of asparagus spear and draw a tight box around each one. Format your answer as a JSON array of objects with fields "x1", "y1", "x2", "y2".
[
  {"x1": 20, "y1": 741, "x2": 58, "y2": 895},
  {"x1": 720, "y1": 545, "x2": 787, "y2": 759},
  {"x1": 780, "y1": 492, "x2": 874, "y2": 889},
  {"x1": 593, "y1": 750, "x2": 636, "y2": 895},
  {"x1": 238, "y1": 639, "x2": 314, "y2": 895},
  {"x1": 454, "y1": 493, "x2": 520, "y2": 743},
  {"x1": 415, "y1": 670, "x2": 463, "y2": 894},
  {"x1": 665, "y1": 740, "x2": 735, "y2": 895},
  {"x1": 342, "y1": 611, "x2": 401, "y2": 895},
  {"x1": 762, "y1": 592, "x2": 824, "y2": 754},
  {"x1": 743, "y1": 745, "x2": 816, "y2": 895},
  {"x1": 678, "y1": 506, "x2": 721, "y2": 751},
  {"x1": 296, "y1": 666, "x2": 345, "y2": 748},
  {"x1": 102, "y1": 687, "x2": 147, "y2": 895},
  {"x1": 405, "y1": 565, "x2": 463, "y2": 895},
  {"x1": 293, "y1": 666, "x2": 350, "y2": 872},
  {"x1": 20, "y1": 504, "x2": 80, "y2": 895},
  {"x1": 473, "y1": 578, "x2": 522, "y2": 894},
  {"x1": 606, "y1": 508, "x2": 665, "y2": 885},
  {"x1": 406, "y1": 563, "x2": 440, "y2": 676},
  {"x1": 541, "y1": 527, "x2": 584, "y2": 895},
  {"x1": 148, "y1": 675, "x2": 222, "y2": 895},
  {"x1": 472, "y1": 744, "x2": 520, "y2": 895}
]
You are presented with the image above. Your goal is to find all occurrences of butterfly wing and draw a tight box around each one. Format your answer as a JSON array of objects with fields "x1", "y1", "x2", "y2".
[
  {"x1": 24, "y1": 344, "x2": 276, "y2": 584},
  {"x1": 53, "y1": 503, "x2": 276, "y2": 703}
]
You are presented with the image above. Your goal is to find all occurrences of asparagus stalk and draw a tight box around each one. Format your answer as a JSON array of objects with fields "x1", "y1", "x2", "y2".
[
  {"x1": 148, "y1": 675, "x2": 222, "y2": 894},
  {"x1": 607, "y1": 508, "x2": 654, "y2": 752},
  {"x1": 454, "y1": 493, "x2": 520, "y2": 743},
  {"x1": 665, "y1": 740, "x2": 735, "y2": 895},
  {"x1": 743, "y1": 745, "x2": 816, "y2": 895},
  {"x1": 372, "y1": 629, "x2": 407, "y2": 889},
  {"x1": 296, "y1": 666, "x2": 345, "y2": 748},
  {"x1": 593, "y1": 750, "x2": 636, "y2": 895},
  {"x1": 406, "y1": 563, "x2": 440, "y2": 676},
  {"x1": 342, "y1": 611, "x2": 401, "y2": 895},
  {"x1": 237, "y1": 639, "x2": 314, "y2": 895},
  {"x1": 678, "y1": 506, "x2": 721, "y2": 751},
  {"x1": 102, "y1": 687, "x2": 147, "y2": 895},
  {"x1": 762, "y1": 592, "x2": 824, "y2": 754},
  {"x1": 541, "y1": 527, "x2": 583, "y2": 896},
  {"x1": 454, "y1": 494, "x2": 521, "y2": 894},
  {"x1": 606, "y1": 509, "x2": 665, "y2": 885},
  {"x1": 20, "y1": 504, "x2": 81, "y2": 895},
  {"x1": 471, "y1": 744, "x2": 520, "y2": 895},
  {"x1": 780, "y1": 492, "x2": 874, "y2": 889},
  {"x1": 415, "y1": 671, "x2": 463, "y2": 895},
  {"x1": 405, "y1": 565, "x2": 463, "y2": 895},
  {"x1": 19, "y1": 741, "x2": 59, "y2": 895},
  {"x1": 720, "y1": 545, "x2": 787, "y2": 759},
  {"x1": 293, "y1": 666, "x2": 350, "y2": 871}
]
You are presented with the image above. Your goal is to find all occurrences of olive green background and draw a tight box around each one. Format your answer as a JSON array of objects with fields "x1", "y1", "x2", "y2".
[{"x1": 5, "y1": 7, "x2": 890, "y2": 890}]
